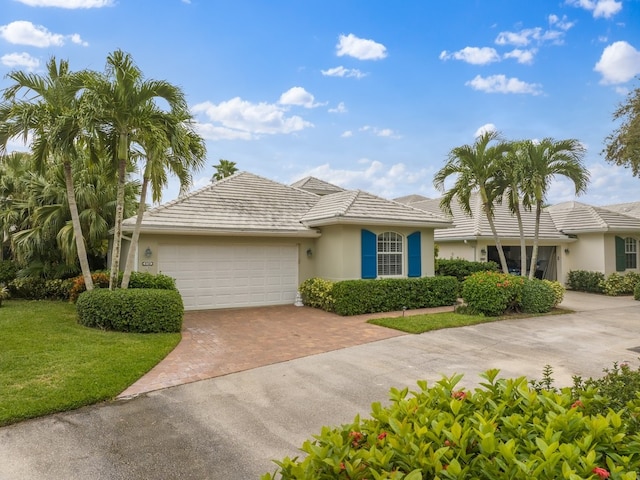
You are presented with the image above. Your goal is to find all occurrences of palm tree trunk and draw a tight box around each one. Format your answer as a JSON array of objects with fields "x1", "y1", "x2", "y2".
[
  {"x1": 529, "y1": 200, "x2": 542, "y2": 279},
  {"x1": 480, "y1": 188, "x2": 509, "y2": 274},
  {"x1": 63, "y1": 161, "x2": 94, "y2": 290},
  {"x1": 109, "y1": 133, "x2": 128, "y2": 289},
  {"x1": 120, "y1": 175, "x2": 149, "y2": 289},
  {"x1": 514, "y1": 206, "x2": 527, "y2": 276}
]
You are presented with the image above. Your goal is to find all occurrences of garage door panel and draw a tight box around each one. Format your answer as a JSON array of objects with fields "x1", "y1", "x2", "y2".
[{"x1": 158, "y1": 243, "x2": 299, "y2": 310}]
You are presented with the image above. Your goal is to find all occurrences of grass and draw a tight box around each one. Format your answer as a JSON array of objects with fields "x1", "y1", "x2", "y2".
[
  {"x1": 368, "y1": 308, "x2": 572, "y2": 334},
  {"x1": 0, "y1": 300, "x2": 181, "y2": 426}
]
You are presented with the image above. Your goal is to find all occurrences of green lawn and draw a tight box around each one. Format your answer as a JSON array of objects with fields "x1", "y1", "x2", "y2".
[
  {"x1": 368, "y1": 308, "x2": 571, "y2": 334},
  {"x1": 0, "y1": 300, "x2": 181, "y2": 426}
]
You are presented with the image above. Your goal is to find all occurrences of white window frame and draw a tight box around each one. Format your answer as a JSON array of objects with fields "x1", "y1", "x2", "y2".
[
  {"x1": 377, "y1": 232, "x2": 403, "y2": 277},
  {"x1": 625, "y1": 237, "x2": 637, "y2": 269}
]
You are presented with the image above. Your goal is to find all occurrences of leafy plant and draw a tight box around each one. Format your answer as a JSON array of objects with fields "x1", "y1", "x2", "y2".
[
  {"x1": 0, "y1": 285, "x2": 10, "y2": 307},
  {"x1": 264, "y1": 370, "x2": 640, "y2": 479},
  {"x1": 68, "y1": 272, "x2": 110, "y2": 303},
  {"x1": 76, "y1": 288, "x2": 184, "y2": 333},
  {"x1": 299, "y1": 277, "x2": 335, "y2": 311},
  {"x1": 521, "y1": 278, "x2": 556, "y2": 313},
  {"x1": 461, "y1": 271, "x2": 525, "y2": 316},
  {"x1": 600, "y1": 272, "x2": 640, "y2": 296},
  {"x1": 436, "y1": 258, "x2": 499, "y2": 282},
  {"x1": 0, "y1": 260, "x2": 19, "y2": 284},
  {"x1": 567, "y1": 270, "x2": 605, "y2": 293},
  {"x1": 542, "y1": 279, "x2": 565, "y2": 306},
  {"x1": 635, "y1": 282, "x2": 640, "y2": 301}
]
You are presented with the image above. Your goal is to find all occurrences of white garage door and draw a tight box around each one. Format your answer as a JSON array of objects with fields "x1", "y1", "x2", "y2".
[{"x1": 158, "y1": 244, "x2": 299, "y2": 310}]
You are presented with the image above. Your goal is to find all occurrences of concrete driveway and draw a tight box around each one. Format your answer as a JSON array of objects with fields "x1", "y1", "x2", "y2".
[{"x1": 0, "y1": 292, "x2": 639, "y2": 479}]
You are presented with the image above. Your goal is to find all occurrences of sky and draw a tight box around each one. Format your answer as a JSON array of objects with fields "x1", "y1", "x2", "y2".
[{"x1": 1, "y1": 0, "x2": 640, "y2": 207}]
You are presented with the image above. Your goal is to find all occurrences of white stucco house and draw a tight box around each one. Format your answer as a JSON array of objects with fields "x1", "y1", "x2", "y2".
[
  {"x1": 396, "y1": 193, "x2": 640, "y2": 283},
  {"x1": 120, "y1": 172, "x2": 452, "y2": 310}
]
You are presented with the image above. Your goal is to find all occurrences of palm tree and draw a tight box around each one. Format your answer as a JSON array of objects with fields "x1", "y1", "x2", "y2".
[
  {"x1": 0, "y1": 58, "x2": 95, "y2": 289},
  {"x1": 519, "y1": 138, "x2": 589, "y2": 279},
  {"x1": 212, "y1": 159, "x2": 237, "y2": 181},
  {"x1": 120, "y1": 109, "x2": 206, "y2": 289},
  {"x1": 496, "y1": 142, "x2": 532, "y2": 276},
  {"x1": 434, "y1": 131, "x2": 511, "y2": 274},
  {"x1": 82, "y1": 50, "x2": 194, "y2": 290}
]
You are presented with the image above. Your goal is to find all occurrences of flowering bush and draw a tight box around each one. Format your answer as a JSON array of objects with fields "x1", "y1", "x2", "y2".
[
  {"x1": 298, "y1": 277, "x2": 335, "y2": 311},
  {"x1": 542, "y1": 279, "x2": 565, "y2": 306},
  {"x1": 600, "y1": 272, "x2": 640, "y2": 296},
  {"x1": 69, "y1": 273, "x2": 110, "y2": 303},
  {"x1": 461, "y1": 271, "x2": 525, "y2": 316},
  {"x1": 263, "y1": 370, "x2": 640, "y2": 479}
]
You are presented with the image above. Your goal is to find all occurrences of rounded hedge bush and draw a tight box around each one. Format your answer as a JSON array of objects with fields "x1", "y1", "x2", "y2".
[
  {"x1": 635, "y1": 282, "x2": 640, "y2": 301},
  {"x1": 76, "y1": 288, "x2": 184, "y2": 333},
  {"x1": 264, "y1": 370, "x2": 640, "y2": 479},
  {"x1": 521, "y1": 278, "x2": 556, "y2": 314},
  {"x1": 461, "y1": 271, "x2": 524, "y2": 316}
]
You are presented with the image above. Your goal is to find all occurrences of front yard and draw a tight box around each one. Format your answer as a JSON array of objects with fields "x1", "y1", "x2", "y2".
[{"x1": 0, "y1": 300, "x2": 180, "y2": 426}]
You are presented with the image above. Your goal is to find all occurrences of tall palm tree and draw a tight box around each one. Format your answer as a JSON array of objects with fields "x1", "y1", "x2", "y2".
[
  {"x1": 0, "y1": 58, "x2": 95, "y2": 289},
  {"x1": 120, "y1": 109, "x2": 206, "y2": 289},
  {"x1": 519, "y1": 138, "x2": 589, "y2": 279},
  {"x1": 434, "y1": 131, "x2": 511, "y2": 274},
  {"x1": 496, "y1": 141, "x2": 532, "y2": 276},
  {"x1": 82, "y1": 50, "x2": 194, "y2": 290},
  {"x1": 212, "y1": 159, "x2": 237, "y2": 181}
]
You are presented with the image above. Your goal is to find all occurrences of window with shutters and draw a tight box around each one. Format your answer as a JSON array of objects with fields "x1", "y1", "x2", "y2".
[
  {"x1": 377, "y1": 232, "x2": 403, "y2": 276},
  {"x1": 625, "y1": 237, "x2": 637, "y2": 269}
]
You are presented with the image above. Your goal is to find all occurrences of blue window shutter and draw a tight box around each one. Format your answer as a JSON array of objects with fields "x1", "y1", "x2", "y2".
[
  {"x1": 407, "y1": 231, "x2": 421, "y2": 277},
  {"x1": 361, "y1": 229, "x2": 377, "y2": 279},
  {"x1": 615, "y1": 236, "x2": 626, "y2": 272}
]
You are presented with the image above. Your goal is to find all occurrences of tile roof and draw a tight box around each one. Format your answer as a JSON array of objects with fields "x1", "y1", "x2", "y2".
[
  {"x1": 123, "y1": 172, "x2": 451, "y2": 235},
  {"x1": 547, "y1": 201, "x2": 640, "y2": 233},
  {"x1": 123, "y1": 172, "x2": 320, "y2": 236},
  {"x1": 302, "y1": 190, "x2": 451, "y2": 227},
  {"x1": 290, "y1": 176, "x2": 345, "y2": 195},
  {"x1": 398, "y1": 193, "x2": 570, "y2": 241},
  {"x1": 600, "y1": 201, "x2": 640, "y2": 220}
]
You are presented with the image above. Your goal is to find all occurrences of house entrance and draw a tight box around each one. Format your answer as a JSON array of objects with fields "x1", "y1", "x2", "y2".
[{"x1": 487, "y1": 246, "x2": 557, "y2": 280}]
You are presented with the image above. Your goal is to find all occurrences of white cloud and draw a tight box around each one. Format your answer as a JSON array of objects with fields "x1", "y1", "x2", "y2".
[
  {"x1": 439, "y1": 46, "x2": 500, "y2": 65},
  {"x1": 474, "y1": 123, "x2": 497, "y2": 137},
  {"x1": 0, "y1": 20, "x2": 87, "y2": 47},
  {"x1": 466, "y1": 74, "x2": 543, "y2": 95},
  {"x1": 358, "y1": 125, "x2": 400, "y2": 138},
  {"x1": 503, "y1": 48, "x2": 537, "y2": 64},
  {"x1": 548, "y1": 14, "x2": 575, "y2": 30},
  {"x1": 278, "y1": 86, "x2": 323, "y2": 108},
  {"x1": 495, "y1": 25, "x2": 568, "y2": 47},
  {"x1": 191, "y1": 97, "x2": 313, "y2": 140},
  {"x1": 341, "y1": 130, "x2": 353, "y2": 138},
  {"x1": 328, "y1": 102, "x2": 347, "y2": 114},
  {"x1": 336, "y1": 33, "x2": 387, "y2": 60},
  {"x1": 293, "y1": 160, "x2": 433, "y2": 198},
  {"x1": 566, "y1": 0, "x2": 622, "y2": 19},
  {"x1": 594, "y1": 41, "x2": 640, "y2": 84},
  {"x1": 1, "y1": 52, "x2": 39, "y2": 70},
  {"x1": 194, "y1": 123, "x2": 253, "y2": 141},
  {"x1": 15, "y1": 0, "x2": 113, "y2": 6},
  {"x1": 321, "y1": 66, "x2": 367, "y2": 78}
]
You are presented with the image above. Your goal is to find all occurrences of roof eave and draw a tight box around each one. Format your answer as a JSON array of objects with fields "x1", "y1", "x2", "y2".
[
  {"x1": 303, "y1": 216, "x2": 453, "y2": 228},
  {"x1": 121, "y1": 225, "x2": 322, "y2": 238}
]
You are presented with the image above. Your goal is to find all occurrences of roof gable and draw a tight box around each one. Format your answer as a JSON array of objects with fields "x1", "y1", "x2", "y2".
[
  {"x1": 547, "y1": 201, "x2": 640, "y2": 233},
  {"x1": 290, "y1": 176, "x2": 345, "y2": 195}
]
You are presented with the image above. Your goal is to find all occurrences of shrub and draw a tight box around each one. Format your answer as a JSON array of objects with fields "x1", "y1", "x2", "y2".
[
  {"x1": 331, "y1": 276, "x2": 459, "y2": 316},
  {"x1": 68, "y1": 273, "x2": 110, "y2": 303},
  {"x1": 436, "y1": 258, "x2": 499, "y2": 282},
  {"x1": 520, "y1": 278, "x2": 556, "y2": 314},
  {"x1": 567, "y1": 270, "x2": 605, "y2": 293},
  {"x1": 461, "y1": 271, "x2": 524, "y2": 316},
  {"x1": 263, "y1": 370, "x2": 640, "y2": 479},
  {"x1": 299, "y1": 277, "x2": 335, "y2": 311},
  {"x1": 0, "y1": 260, "x2": 19, "y2": 284},
  {"x1": 128, "y1": 271, "x2": 177, "y2": 290},
  {"x1": 8, "y1": 277, "x2": 48, "y2": 299},
  {"x1": 542, "y1": 279, "x2": 565, "y2": 307},
  {"x1": 635, "y1": 282, "x2": 640, "y2": 301},
  {"x1": 0, "y1": 285, "x2": 9, "y2": 307},
  {"x1": 76, "y1": 288, "x2": 183, "y2": 333},
  {"x1": 600, "y1": 272, "x2": 640, "y2": 296}
]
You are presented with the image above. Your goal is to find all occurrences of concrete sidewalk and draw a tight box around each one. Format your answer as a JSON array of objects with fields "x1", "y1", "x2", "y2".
[{"x1": 0, "y1": 292, "x2": 638, "y2": 479}]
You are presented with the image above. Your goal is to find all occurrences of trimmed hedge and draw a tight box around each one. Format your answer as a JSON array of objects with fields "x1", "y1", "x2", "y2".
[
  {"x1": 567, "y1": 270, "x2": 605, "y2": 293},
  {"x1": 600, "y1": 272, "x2": 640, "y2": 296},
  {"x1": 69, "y1": 271, "x2": 177, "y2": 303},
  {"x1": 461, "y1": 271, "x2": 525, "y2": 316},
  {"x1": 436, "y1": 258, "x2": 499, "y2": 282},
  {"x1": 76, "y1": 288, "x2": 184, "y2": 333},
  {"x1": 9, "y1": 277, "x2": 74, "y2": 300},
  {"x1": 331, "y1": 276, "x2": 459, "y2": 316},
  {"x1": 521, "y1": 278, "x2": 556, "y2": 313}
]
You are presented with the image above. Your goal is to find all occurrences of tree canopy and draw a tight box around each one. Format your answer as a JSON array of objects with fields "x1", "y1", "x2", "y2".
[{"x1": 603, "y1": 80, "x2": 640, "y2": 176}]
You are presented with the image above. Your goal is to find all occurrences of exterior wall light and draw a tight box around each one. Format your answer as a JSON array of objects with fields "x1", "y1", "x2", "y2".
[
  {"x1": 564, "y1": 248, "x2": 570, "y2": 254},
  {"x1": 306, "y1": 248, "x2": 313, "y2": 258},
  {"x1": 144, "y1": 247, "x2": 153, "y2": 258}
]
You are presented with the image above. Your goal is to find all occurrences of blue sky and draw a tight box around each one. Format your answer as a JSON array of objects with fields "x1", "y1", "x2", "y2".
[{"x1": 1, "y1": 0, "x2": 640, "y2": 206}]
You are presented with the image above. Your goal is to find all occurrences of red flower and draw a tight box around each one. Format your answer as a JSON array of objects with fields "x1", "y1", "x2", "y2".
[
  {"x1": 592, "y1": 467, "x2": 610, "y2": 479},
  {"x1": 339, "y1": 462, "x2": 345, "y2": 470},
  {"x1": 572, "y1": 400, "x2": 584, "y2": 409},
  {"x1": 452, "y1": 390, "x2": 467, "y2": 400},
  {"x1": 377, "y1": 432, "x2": 387, "y2": 440}
]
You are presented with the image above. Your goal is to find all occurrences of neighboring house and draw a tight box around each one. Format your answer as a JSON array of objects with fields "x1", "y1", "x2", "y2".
[
  {"x1": 395, "y1": 194, "x2": 640, "y2": 283},
  {"x1": 120, "y1": 172, "x2": 451, "y2": 310}
]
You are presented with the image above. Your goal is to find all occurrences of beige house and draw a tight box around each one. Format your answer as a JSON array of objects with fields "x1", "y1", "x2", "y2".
[
  {"x1": 396, "y1": 194, "x2": 640, "y2": 283},
  {"x1": 120, "y1": 172, "x2": 451, "y2": 310}
]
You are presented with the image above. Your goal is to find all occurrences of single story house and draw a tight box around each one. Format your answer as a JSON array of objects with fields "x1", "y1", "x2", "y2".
[
  {"x1": 395, "y1": 193, "x2": 640, "y2": 282},
  {"x1": 120, "y1": 172, "x2": 451, "y2": 310}
]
